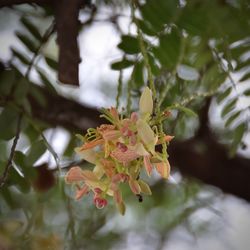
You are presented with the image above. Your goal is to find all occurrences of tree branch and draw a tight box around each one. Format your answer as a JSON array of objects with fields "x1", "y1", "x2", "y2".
[
  {"x1": 28, "y1": 88, "x2": 250, "y2": 202},
  {"x1": 0, "y1": 114, "x2": 22, "y2": 188}
]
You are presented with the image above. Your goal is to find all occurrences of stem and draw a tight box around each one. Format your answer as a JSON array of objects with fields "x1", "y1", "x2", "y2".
[
  {"x1": 0, "y1": 114, "x2": 22, "y2": 188},
  {"x1": 131, "y1": 1, "x2": 156, "y2": 99}
]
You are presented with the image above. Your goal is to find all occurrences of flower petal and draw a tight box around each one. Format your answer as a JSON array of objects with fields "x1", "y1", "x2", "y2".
[
  {"x1": 102, "y1": 130, "x2": 121, "y2": 141},
  {"x1": 110, "y1": 148, "x2": 139, "y2": 163},
  {"x1": 78, "y1": 138, "x2": 104, "y2": 150},
  {"x1": 155, "y1": 160, "x2": 170, "y2": 179},
  {"x1": 129, "y1": 179, "x2": 141, "y2": 194},
  {"x1": 143, "y1": 155, "x2": 153, "y2": 176},
  {"x1": 93, "y1": 165, "x2": 105, "y2": 179},
  {"x1": 156, "y1": 135, "x2": 174, "y2": 145},
  {"x1": 65, "y1": 166, "x2": 84, "y2": 183},
  {"x1": 75, "y1": 148, "x2": 97, "y2": 164},
  {"x1": 139, "y1": 87, "x2": 153, "y2": 115},
  {"x1": 138, "y1": 179, "x2": 152, "y2": 195},
  {"x1": 75, "y1": 184, "x2": 89, "y2": 200},
  {"x1": 136, "y1": 119, "x2": 155, "y2": 153}
]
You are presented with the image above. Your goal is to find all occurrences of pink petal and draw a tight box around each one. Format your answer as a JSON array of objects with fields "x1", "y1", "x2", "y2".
[
  {"x1": 75, "y1": 185, "x2": 89, "y2": 200},
  {"x1": 102, "y1": 130, "x2": 121, "y2": 140},
  {"x1": 143, "y1": 155, "x2": 153, "y2": 176},
  {"x1": 129, "y1": 179, "x2": 141, "y2": 194},
  {"x1": 155, "y1": 160, "x2": 170, "y2": 179},
  {"x1": 110, "y1": 148, "x2": 139, "y2": 163},
  {"x1": 65, "y1": 166, "x2": 84, "y2": 183}
]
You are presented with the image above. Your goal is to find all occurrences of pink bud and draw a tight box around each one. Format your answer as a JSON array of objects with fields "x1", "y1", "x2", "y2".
[{"x1": 94, "y1": 197, "x2": 108, "y2": 209}]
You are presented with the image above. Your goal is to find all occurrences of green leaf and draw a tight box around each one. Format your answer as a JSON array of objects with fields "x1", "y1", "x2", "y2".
[
  {"x1": 111, "y1": 59, "x2": 134, "y2": 70},
  {"x1": 133, "y1": 61, "x2": 144, "y2": 88},
  {"x1": 243, "y1": 89, "x2": 250, "y2": 96},
  {"x1": 225, "y1": 110, "x2": 241, "y2": 127},
  {"x1": 29, "y1": 85, "x2": 47, "y2": 107},
  {"x1": 230, "y1": 123, "x2": 245, "y2": 156},
  {"x1": 25, "y1": 139, "x2": 47, "y2": 166},
  {"x1": 21, "y1": 17, "x2": 42, "y2": 41},
  {"x1": 13, "y1": 78, "x2": 29, "y2": 104},
  {"x1": 221, "y1": 99, "x2": 237, "y2": 118},
  {"x1": 239, "y1": 72, "x2": 250, "y2": 82},
  {"x1": 0, "y1": 70, "x2": 15, "y2": 96},
  {"x1": 141, "y1": 0, "x2": 178, "y2": 32},
  {"x1": 118, "y1": 35, "x2": 141, "y2": 54},
  {"x1": 16, "y1": 32, "x2": 37, "y2": 53},
  {"x1": 217, "y1": 87, "x2": 232, "y2": 104},
  {"x1": 14, "y1": 151, "x2": 36, "y2": 179},
  {"x1": 45, "y1": 56, "x2": 58, "y2": 71},
  {"x1": 11, "y1": 48, "x2": 30, "y2": 65},
  {"x1": 168, "y1": 105, "x2": 197, "y2": 117},
  {"x1": 37, "y1": 70, "x2": 57, "y2": 94},
  {"x1": 0, "y1": 106, "x2": 19, "y2": 140},
  {"x1": 153, "y1": 29, "x2": 181, "y2": 69}
]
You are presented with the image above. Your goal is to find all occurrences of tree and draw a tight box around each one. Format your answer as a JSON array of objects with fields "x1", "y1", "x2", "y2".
[{"x1": 0, "y1": 0, "x2": 250, "y2": 249}]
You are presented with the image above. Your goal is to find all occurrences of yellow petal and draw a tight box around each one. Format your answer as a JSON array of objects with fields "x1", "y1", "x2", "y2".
[
  {"x1": 93, "y1": 165, "x2": 105, "y2": 179},
  {"x1": 138, "y1": 179, "x2": 152, "y2": 195},
  {"x1": 130, "y1": 142, "x2": 149, "y2": 156},
  {"x1": 136, "y1": 119, "x2": 155, "y2": 153},
  {"x1": 155, "y1": 160, "x2": 170, "y2": 179},
  {"x1": 139, "y1": 87, "x2": 153, "y2": 115},
  {"x1": 116, "y1": 200, "x2": 126, "y2": 215},
  {"x1": 75, "y1": 148, "x2": 97, "y2": 164}
]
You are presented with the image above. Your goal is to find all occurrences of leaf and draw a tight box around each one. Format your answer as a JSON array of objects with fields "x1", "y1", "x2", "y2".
[
  {"x1": 45, "y1": 56, "x2": 58, "y2": 71},
  {"x1": 133, "y1": 61, "x2": 144, "y2": 87},
  {"x1": 11, "y1": 48, "x2": 30, "y2": 65},
  {"x1": 118, "y1": 35, "x2": 141, "y2": 54},
  {"x1": 153, "y1": 29, "x2": 181, "y2": 69},
  {"x1": 13, "y1": 78, "x2": 29, "y2": 104},
  {"x1": 225, "y1": 110, "x2": 241, "y2": 127},
  {"x1": 221, "y1": 99, "x2": 237, "y2": 118},
  {"x1": 29, "y1": 85, "x2": 47, "y2": 107},
  {"x1": 243, "y1": 89, "x2": 250, "y2": 96},
  {"x1": 169, "y1": 105, "x2": 197, "y2": 117},
  {"x1": 37, "y1": 70, "x2": 57, "y2": 94},
  {"x1": 16, "y1": 32, "x2": 37, "y2": 53},
  {"x1": 21, "y1": 17, "x2": 42, "y2": 41},
  {"x1": 0, "y1": 70, "x2": 15, "y2": 96},
  {"x1": 111, "y1": 59, "x2": 134, "y2": 70},
  {"x1": 230, "y1": 123, "x2": 246, "y2": 156},
  {"x1": 25, "y1": 139, "x2": 47, "y2": 166},
  {"x1": 217, "y1": 87, "x2": 232, "y2": 104},
  {"x1": 239, "y1": 72, "x2": 250, "y2": 82},
  {"x1": 141, "y1": 0, "x2": 178, "y2": 32},
  {"x1": 0, "y1": 106, "x2": 19, "y2": 140}
]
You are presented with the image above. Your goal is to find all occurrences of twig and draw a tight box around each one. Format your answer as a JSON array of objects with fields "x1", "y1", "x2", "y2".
[{"x1": 0, "y1": 114, "x2": 22, "y2": 188}]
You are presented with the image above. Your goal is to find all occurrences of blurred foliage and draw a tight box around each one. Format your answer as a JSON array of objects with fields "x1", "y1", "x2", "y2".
[{"x1": 0, "y1": 0, "x2": 250, "y2": 249}]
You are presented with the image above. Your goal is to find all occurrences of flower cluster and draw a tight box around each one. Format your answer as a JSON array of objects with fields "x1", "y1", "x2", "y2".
[{"x1": 65, "y1": 87, "x2": 173, "y2": 215}]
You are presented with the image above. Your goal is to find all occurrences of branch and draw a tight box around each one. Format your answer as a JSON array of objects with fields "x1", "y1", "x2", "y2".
[
  {"x1": 0, "y1": 114, "x2": 22, "y2": 188},
  {"x1": 53, "y1": 0, "x2": 86, "y2": 86},
  {"x1": 0, "y1": 0, "x2": 49, "y2": 7},
  {"x1": 28, "y1": 88, "x2": 250, "y2": 202}
]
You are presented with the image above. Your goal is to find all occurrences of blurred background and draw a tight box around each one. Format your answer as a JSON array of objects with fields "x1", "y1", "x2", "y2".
[{"x1": 0, "y1": 0, "x2": 250, "y2": 249}]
